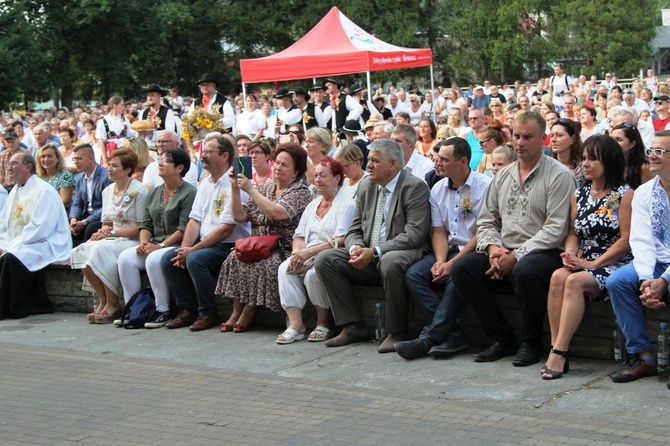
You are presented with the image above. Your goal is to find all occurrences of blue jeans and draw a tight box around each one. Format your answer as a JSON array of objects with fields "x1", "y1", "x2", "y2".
[
  {"x1": 404, "y1": 251, "x2": 465, "y2": 345},
  {"x1": 160, "y1": 243, "x2": 234, "y2": 316},
  {"x1": 608, "y1": 261, "x2": 670, "y2": 354}
]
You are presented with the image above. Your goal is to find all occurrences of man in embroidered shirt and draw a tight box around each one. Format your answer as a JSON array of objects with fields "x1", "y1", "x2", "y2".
[
  {"x1": 451, "y1": 111, "x2": 576, "y2": 366},
  {"x1": 0, "y1": 152, "x2": 71, "y2": 319},
  {"x1": 395, "y1": 137, "x2": 491, "y2": 360},
  {"x1": 392, "y1": 124, "x2": 434, "y2": 182},
  {"x1": 607, "y1": 131, "x2": 670, "y2": 384},
  {"x1": 160, "y1": 133, "x2": 250, "y2": 331}
]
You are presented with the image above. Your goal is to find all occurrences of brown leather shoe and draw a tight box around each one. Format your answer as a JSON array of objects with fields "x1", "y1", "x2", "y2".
[
  {"x1": 165, "y1": 309, "x2": 198, "y2": 329},
  {"x1": 325, "y1": 325, "x2": 370, "y2": 347},
  {"x1": 378, "y1": 333, "x2": 409, "y2": 353},
  {"x1": 610, "y1": 357, "x2": 657, "y2": 383},
  {"x1": 189, "y1": 314, "x2": 219, "y2": 332}
]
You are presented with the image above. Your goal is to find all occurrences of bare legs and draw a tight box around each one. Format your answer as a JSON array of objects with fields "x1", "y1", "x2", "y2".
[
  {"x1": 83, "y1": 266, "x2": 119, "y2": 315},
  {"x1": 543, "y1": 268, "x2": 599, "y2": 378},
  {"x1": 223, "y1": 299, "x2": 257, "y2": 332}
]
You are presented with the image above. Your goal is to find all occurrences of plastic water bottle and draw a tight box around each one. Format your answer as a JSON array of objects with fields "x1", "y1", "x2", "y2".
[
  {"x1": 374, "y1": 303, "x2": 385, "y2": 343},
  {"x1": 658, "y1": 322, "x2": 669, "y2": 374},
  {"x1": 613, "y1": 321, "x2": 626, "y2": 364}
]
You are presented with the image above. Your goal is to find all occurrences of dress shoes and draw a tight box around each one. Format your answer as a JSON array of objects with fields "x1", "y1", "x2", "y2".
[
  {"x1": 610, "y1": 357, "x2": 657, "y2": 383},
  {"x1": 325, "y1": 325, "x2": 370, "y2": 347},
  {"x1": 511, "y1": 342, "x2": 543, "y2": 367},
  {"x1": 472, "y1": 340, "x2": 518, "y2": 362},
  {"x1": 165, "y1": 309, "x2": 198, "y2": 329},
  {"x1": 429, "y1": 334, "x2": 471, "y2": 358},
  {"x1": 378, "y1": 333, "x2": 409, "y2": 353},
  {"x1": 189, "y1": 314, "x2": 219, "y2": 331},
  {"x1": 395, "y1": 338, "x2": 433, "y2": 360}
]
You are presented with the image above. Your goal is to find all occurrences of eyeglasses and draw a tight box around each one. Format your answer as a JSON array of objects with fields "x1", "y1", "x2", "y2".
[
  {"x1": 201, "y1": 150, "x2": 221, "y2": 155},
  {"x1": 157, "y1": 157, "x2": 174, "y2": 164},
  {"x1": 249, "y1": 150, "x2": 265, "y2": 156},
  {"x1": 468, "y1": 116, "x2": 482, "y2": 121},
  {"x1": 556, "y1": 118, "x2": 576, "y2": 135},
  {"x1": 646, "y1": 148, "x2": 670, "y2": 157},
  {"x1": 479, "y1": 138, "x2": 493, "y2": 146},
  {"x1": 156, "y1": 140, "x2": 173, "y2": 145},
  {"x1": 8, "y1": 161, "x2": 26, "y2": 168},
  {"x1": 656, "y1": 101, "x2": 666, "y2": 105}
]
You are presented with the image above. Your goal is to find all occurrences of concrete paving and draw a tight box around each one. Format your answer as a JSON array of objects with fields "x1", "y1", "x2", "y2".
[{"x1": 1, "y1": 313, "x2": 669, "y2": 445}]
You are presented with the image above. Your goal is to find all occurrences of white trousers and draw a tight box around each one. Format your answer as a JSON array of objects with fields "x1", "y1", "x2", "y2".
[
  {"x1": 278, "y1": 258, "x2": 330, "y2": 310},
  {"x1": 117, "y1": 246, "x2": 173, "y2": 312}
]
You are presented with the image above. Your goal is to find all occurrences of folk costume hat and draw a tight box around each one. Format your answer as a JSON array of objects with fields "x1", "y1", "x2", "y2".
[
  {"x1": 274, "y1": 87, "x2": 293, "y2": 99},
  {"x1": 142, "y1": 84, "x2": 166, "y2": 96},
  {"x1": 197, "y1": 73, "x2": 219, "y2": 86},
  {"x1": 293, "y1": 87, "x2": 310, "y2": 102},
  {"x1": 324, "y1": 77, "x2": 342, "y2": 88},
  {"x1": 349, "y1": 84, "x2": 364, "y2": 95},
  {"x1": 338, "y1": 119, "x2": 363, "y2": 136},
  {"x1": 309, "y1": 83, "x2": 325, "y2": 92}
]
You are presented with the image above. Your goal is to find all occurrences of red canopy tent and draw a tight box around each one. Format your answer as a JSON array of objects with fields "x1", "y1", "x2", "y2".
[{"x1": 239, "y1": 6, "x2": 433, "y2": 93}]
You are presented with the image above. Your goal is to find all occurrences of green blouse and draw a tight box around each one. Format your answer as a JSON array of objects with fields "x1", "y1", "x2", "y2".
[{"x1": 140, "y1": 182, "x2": 197, "y2": 243}]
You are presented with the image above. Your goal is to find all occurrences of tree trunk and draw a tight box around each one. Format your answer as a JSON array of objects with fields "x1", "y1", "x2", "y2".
[{"x1": 61, "y1": 84, "x2": 73, "y2": 110}]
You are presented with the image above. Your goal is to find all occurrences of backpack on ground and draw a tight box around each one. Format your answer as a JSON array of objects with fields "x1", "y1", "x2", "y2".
[{"x1": 121, "y1": 288, "x2": 156, "y2": 329}]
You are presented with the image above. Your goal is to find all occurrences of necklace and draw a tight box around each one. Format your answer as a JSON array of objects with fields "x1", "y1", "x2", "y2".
[{"x1": 163, "y1": 186, "x2": 177, "y2": 207}]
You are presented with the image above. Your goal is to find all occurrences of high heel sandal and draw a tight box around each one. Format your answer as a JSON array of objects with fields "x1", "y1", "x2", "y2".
[{"x1": 541, "y1": 348, "x2": 570, "y2": 380}]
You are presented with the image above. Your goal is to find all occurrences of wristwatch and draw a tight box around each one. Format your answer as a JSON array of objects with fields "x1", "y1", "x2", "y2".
[
  {"x1": 110, "y1": 229, "x2": 117, "y2": 237},
  {"x1": 372, "y1": 249, "x2": 380, "y2": 263},
  {"x1": 159, "y1": 242, "x2": 165, "y2": 249},
  {"x1": 82, "y1": 219, "x2": 88, "y2": 226}
]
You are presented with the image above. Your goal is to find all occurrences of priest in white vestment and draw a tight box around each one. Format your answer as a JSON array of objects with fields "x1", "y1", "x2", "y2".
[{"x1": 0, "y1": 152, "x2": 71, "y2": 319}]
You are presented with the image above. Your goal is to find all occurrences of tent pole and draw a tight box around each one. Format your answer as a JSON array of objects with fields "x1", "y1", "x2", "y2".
[
  {"x1": 366, "y1": 71, "x2": 371, "y2": 98},
  {"x1": 430, "y1": 64, "x2": 436, "y2": 123},
  {"x1": 242, "y1": 83, "x2": 247, "y2": 99}
]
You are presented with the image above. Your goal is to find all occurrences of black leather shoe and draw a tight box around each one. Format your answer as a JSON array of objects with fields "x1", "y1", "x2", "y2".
[
  {"x1": 611, "y1": 357, "x2": 657, "y2": 383},
  {"x1": 395, "y1": 338, "x2": 433, "y2": 360},
  {"x1": 512, "y1": 342, "x2": 543, "y2": 367},
  {"x1": 429, "y1": 334, "x2": 471, "y2": 357},
  {"x1": 472, "y1": 340, "x2": 518, "y2": 362}
]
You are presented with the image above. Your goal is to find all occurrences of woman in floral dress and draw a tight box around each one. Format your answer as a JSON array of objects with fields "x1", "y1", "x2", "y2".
[
  {"x1": 216, "y1": 143, "x2": 312, "y2": 333},
  {"x1": 70, "y1": 147, "x2": 147, "y2": 324},
  {"x1": 542, "y1": 135, "x2": 634, "y2": 380}
]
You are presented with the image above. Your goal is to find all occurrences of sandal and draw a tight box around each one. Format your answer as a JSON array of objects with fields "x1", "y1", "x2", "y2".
[
  {"x1": 276, "y1": 328, "x2": 306, "y2": 344},
  {"x1": 541, "y1": 348, "x2": 570, "y2": 380},
  {"x1": 233, "y1": 323, "x2": 251, "y2": 333},
  {"x1": 86, "y1": 311, "x2": 98, "y2": 324},
  {"x1": 220, "y1": 322, "x2": 235, "y2": 332},
  {"x1": 95, "y1": 309, "x2": 121, "y2": 325},
  {"x1": 308, "y1": 325, "x2": 330, "y2": 342}
]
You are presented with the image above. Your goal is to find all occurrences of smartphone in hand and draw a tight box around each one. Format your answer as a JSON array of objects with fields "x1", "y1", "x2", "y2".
[{"x1": 233, "y1": 156, "x2": 253, "y2": 179}]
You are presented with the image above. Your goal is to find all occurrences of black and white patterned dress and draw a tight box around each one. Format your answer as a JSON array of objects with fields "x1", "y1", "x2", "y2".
[{"x1": 574, "y1": 183, "x2": 632, "y2": 301}]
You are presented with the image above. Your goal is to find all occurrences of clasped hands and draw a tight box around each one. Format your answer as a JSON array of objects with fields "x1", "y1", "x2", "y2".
[
  {"x1": 348, "y1": 245, "x2": 375, "y2": 270},
  {"x1": 639, "y1": 278, "x2": 669, "y2": 309},
  {"x1": 90, "y1": 226, "x2": 112, "y2": 241},
  {"x1": 170, "y1": 246, "x2": 194, "y2": 269},
  {"x1": 289, "y1": 248, "x2": 311, "y2": 270},
  {"x1": 485, "y1": 246, "x2": 516, "y2": 280},
  {"x1": 136, "y1": 241, "x2": 161, "y2": 256}
]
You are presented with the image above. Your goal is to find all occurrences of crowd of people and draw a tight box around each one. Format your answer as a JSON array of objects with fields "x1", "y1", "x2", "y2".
[{"x1": 1, "y1": 67, "x2": 670, "y2": 389}]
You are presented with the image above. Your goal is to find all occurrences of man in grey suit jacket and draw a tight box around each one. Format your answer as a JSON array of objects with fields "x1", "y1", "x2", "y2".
[
  {"x1": 314, "y1": 139, "x2": 431, "y2": 353},
  {"x1": 69, "y1": 143, "x2": 112, "y2": 241}
]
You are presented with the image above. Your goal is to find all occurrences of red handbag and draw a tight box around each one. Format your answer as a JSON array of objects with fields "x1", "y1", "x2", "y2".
[{"x1": 235, "y1": 235, "x2": 283, "y2": 263}]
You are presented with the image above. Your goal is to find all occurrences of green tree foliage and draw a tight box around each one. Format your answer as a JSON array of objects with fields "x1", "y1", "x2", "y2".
[
  {"x1": 0, "y1": 0, "x2": 663, "y2": 109},
  {"x1": 545, "y1": 0, "x2": 657, "y2": 78}
]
